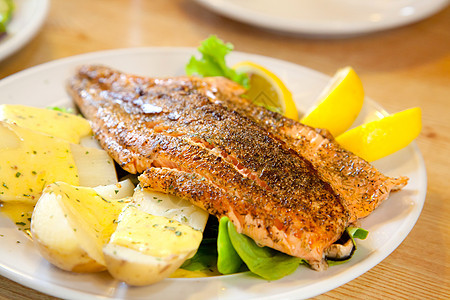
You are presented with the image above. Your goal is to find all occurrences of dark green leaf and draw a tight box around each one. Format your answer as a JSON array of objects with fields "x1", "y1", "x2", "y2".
[
  {"x1": 227, "y1": 219, "x2": 304, "y2": 280},
  {"x1": 180, "y1": 238, "x2": 217, "y2": 271}
]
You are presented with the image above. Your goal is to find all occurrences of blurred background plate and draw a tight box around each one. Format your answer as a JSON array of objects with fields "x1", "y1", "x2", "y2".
[
  {"x1": 193, "y1": 0, "x2": 449, "y2": 37},
  {"x1": 0, "y1": 0, "x2": 49, "y2": 61}
]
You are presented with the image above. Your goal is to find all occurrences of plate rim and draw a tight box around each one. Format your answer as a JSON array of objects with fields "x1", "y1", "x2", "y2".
[
  {"x1": 0, "y1": 0, "x2": 50, "y2": 61},
  {"x1": 193, "y1": 0, "x2": 449, "y2": 36}
]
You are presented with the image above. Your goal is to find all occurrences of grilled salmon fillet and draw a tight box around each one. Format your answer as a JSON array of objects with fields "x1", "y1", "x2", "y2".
[
  {"x1": 201, "y1": 77, "x2": 409, "y2": 222},
  {"x1": 67, "y1": 65, "x2": 406, "y2": 268}
]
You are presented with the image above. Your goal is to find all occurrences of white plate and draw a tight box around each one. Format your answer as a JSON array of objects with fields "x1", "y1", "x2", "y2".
[
  {"x1": 0, "y1": 48, "x2": 426, "y2": 299},
  {"x1": 194, "y1": 0, "x2": 449, "y2": 37},
  {"x1": 0, "y1": 0, "x2": 49, "y2": 61}
]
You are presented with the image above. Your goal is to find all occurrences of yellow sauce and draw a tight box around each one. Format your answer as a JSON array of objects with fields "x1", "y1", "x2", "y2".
[
  {"x1": 0, "y1": 122, "x2": 79, "y2": 203},
  {"x1": 0, "y1": 202, "x2": 35, "y2": 238},
  {"x1": 170, "y1": 268, "x2": 221, "y2": 278},
  {"x1": 0, "y1": 104, "x2": 92, "y2": 144},
  {"x1": 51, "y1": 182, "x2": 127, "y2": 246},
  {"x1": 110, "y1": 205, "x2": 203, "y2": 257}
]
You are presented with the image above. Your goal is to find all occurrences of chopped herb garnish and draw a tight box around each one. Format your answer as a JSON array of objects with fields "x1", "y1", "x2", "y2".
[{"x1": 47, "y1": 106, "x2": 74, "y2": 114}]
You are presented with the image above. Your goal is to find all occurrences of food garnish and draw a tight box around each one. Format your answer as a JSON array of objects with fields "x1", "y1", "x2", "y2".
[
  {"x1": 336, "y1": 107, "x2": 422, "y2": 162},
  {"x1": 233, "y1": 60, "x2": 299, "y2": 120},
  {"x1": 185, "y1": 35, "x2": 249, "y2": 87},
  {"x1": 188, "y1": 35, "x2": 298, "y2": 120},
  {"x1": 216, "y1": 216, "x2": 243, "y2": 274},
  {"x1": 223, "y1": 217, "x2": 304, "y2": 281},
  {"x1": 301, "y1": 66, "x2": 364, "y2": 137}
]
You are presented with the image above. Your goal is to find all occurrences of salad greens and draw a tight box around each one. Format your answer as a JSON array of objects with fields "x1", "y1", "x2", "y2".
[
  {"x1": 180, "y1": 217, "x2": 219, "y2": 272},
  {"x1": 225, "y1": 217, "x2": 304, "y2": 280},
  {"x1": 217, "y1": 216, "x2": 243, "y2": 274},
  {"x1": 347, "y1": 227, "x2": 369, "y2": 241},
  {"x1": 47, "y1": 106, "x2": 75, "y2": 114},
  {"x1": 181, "y1": 216, "x2": 369, "y2": 279},
  {"x1": 185, "y1": 35, "x2": 249, "y2": 88},
  {"x1": 180, "y1": 238, "x2": 218, "y2": 272}
]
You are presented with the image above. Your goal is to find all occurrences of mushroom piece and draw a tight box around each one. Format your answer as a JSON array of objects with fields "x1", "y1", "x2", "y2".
[{"x1": 325, "y1": 238, "x2": 355, "y2": 260}]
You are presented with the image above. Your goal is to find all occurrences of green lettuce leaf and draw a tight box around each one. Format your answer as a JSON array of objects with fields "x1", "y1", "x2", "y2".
[
  {"x1": 46, "y1": 106, "x2": 74, "y2": 114},
  {"x1": 217, "y1": 217, "x2": 243, "y2": 274},
  {"x1": 347, "y1": 226, "x2": 369, "y2": 241},
  {"x1": 185, "y1": 35, "x2": 249, "y2": 88},
  {"x1": 226, "y1": 217, "x2": 304, "y2": 280}
]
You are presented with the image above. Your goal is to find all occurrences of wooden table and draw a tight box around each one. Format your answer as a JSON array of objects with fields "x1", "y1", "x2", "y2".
[{"x1": 0, "y1": 1, "x2": 449, "y2": 299}]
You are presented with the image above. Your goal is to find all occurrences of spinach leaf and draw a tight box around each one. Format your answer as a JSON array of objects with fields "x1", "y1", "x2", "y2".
[{"x1": 227, "y1": 218, "x2": 304, "y2": 280}]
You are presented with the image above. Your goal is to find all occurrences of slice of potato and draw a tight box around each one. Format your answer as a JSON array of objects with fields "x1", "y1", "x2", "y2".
[
  {"x1": 0, "y1": 121, "x2": 118, "y2": 203},
  {"x1": 30, "y1": 180, "x2": 134, "y2": 272},
  {"x1": 132, "y1": 186, "x2": 209, "y2": 232},
  {"x1": 103, "y1": 244, "x2": 193, "y2": 286},
  {"x1": 31, "y1": 190, "x2": 105, "y2": 273},
  {"x1": 0, "y1": 104, "x2": 92, "y2": 143},
  {"x1": 0, "y1": 122, "x2": 79, "y2": 203},
  {"x1": 103, "y1": 205, "x2": 203, "y2": 286},
  {"x1": 70, "y1": 143, "x2": 117, "y2": 187}
]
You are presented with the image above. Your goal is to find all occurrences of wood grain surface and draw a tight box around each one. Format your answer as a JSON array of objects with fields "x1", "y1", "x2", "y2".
[{"x1": 0, "y1": 0, "x2": 449, "y2": 299}]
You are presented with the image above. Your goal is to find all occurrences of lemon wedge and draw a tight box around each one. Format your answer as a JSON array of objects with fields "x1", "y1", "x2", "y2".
[
  {"x1": 336, "y1": 107, "x2": 422, "y2": 162},
  {"x1": 301, "y1": 67, "x2": 364, "y2": 137},
  {"x1": 233, "y1": 61, "x2": 298, "y2": 120}
]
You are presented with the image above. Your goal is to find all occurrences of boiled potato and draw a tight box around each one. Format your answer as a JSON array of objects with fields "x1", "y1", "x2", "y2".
[
  {"x1": 31, "y1": 180, "x2": 134, "y2": 272},
  {"x1": 103, "y1": 205, "x2": 203, "y2": 286},
  {"x1": 31, "y1": 189, "x2": 105, "y2": 273}
]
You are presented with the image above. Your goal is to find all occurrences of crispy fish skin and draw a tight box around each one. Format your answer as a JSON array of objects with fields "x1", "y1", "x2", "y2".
[
  {"x1": 202, "y1": 78, "x2": 408, "y2": 222},
  {"x1": 67, "y1": 65, "x2": 350, "y2": 265}
]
